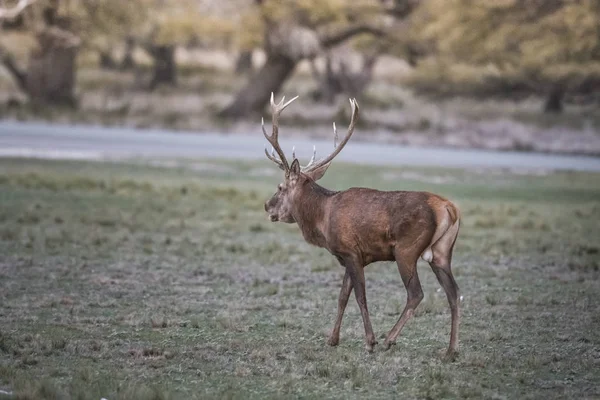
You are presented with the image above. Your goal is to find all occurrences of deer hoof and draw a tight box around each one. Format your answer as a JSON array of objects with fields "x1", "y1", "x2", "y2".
[
  {"x1": 383, "y1": 340, "x2": 396, "y2": 351},
  {"x1": 326, "y1": 336, "x2": 339, "y2": 347},
  {"x1": 365, "y1": 341, "x2": 378, "y2": 353}
]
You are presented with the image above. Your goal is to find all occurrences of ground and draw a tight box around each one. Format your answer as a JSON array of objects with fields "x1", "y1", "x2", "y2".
[
  {"x1": 0, "y1": 157, "x2": 599, "y2": 399},
  {"x1": 0, "y1": 48, "x2": 599, "y2": 156}
]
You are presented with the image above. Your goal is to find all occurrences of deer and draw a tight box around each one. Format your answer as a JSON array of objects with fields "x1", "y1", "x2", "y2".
[{"x1": 262, "y1": 93, "x2": 462, "y2": 360}]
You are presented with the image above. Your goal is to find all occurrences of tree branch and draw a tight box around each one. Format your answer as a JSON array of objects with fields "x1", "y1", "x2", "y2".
[
  {"x1": 0, "y1": 49, "x2": 27, "y2": 91},
  {"x1": 0, "y1": 0, "x2": 39, "y2": 21},
  {"x1": 381, "y1": 0, "x2": 421, "y2": 19},
  {"x1": 320, "y1": 24, "x2": 386, "y2": 49}
]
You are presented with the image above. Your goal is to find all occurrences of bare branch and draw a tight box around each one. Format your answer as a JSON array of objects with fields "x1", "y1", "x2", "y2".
[
  {"x1": 382, "y1": 0, "x2": 421, "y2": 19},
  {"x1": 320, "y1": 24, "x2": 386, "y2": 49},
  {"x1": 0, "y1": 0, "x2": 38, "y2": 21},
  {"x1": 0, "y1": 48, "x2": 27, "y2": 91}
]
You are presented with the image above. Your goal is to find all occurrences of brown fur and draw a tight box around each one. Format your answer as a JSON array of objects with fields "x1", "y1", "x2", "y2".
[{"x1": 265, "y1": 160, "x2": 461, "y2": 358}]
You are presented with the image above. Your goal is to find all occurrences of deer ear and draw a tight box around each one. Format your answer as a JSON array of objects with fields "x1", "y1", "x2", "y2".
[
  {"x1": 289, "y1": 158, "x2": 301, "y2": 178},
  {"x1": 305, "y1": 162, "x2": 330, "y2": 181}
]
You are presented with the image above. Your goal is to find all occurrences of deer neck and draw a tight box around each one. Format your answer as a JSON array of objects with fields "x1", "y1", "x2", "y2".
[{"x1": 292, "y1": 180, "x2": 335, "y2": 248}]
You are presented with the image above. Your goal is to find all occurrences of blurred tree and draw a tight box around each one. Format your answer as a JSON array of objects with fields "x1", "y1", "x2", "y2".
[
  {"x1": 234, "y1": 50, "x2": 254, "y2": 75},
  {"x1": 409, "y1": 0, "x2": 600, "y2": 112},
  {"x1": 305, "y1": 0, "x2": 420, "y2": 103},
  {"x1": 310, "y1": 49, "x2": 381, "y2": 104},
  {"x1": 0, "y1": 0, "x2": 240, "y2": 97},
  {"x1": 219, "y1": 0, "x2": 388, "y2": 119},
  {"x1": 0, "y1": 0, "x2": 82, "y2": 107},
  {"x1": 232, "y1": 5, "x2": 264, "y2": 75},
  {"x1": 0, "y1": 0, "x2": 153, "y2": 105},
  {"x1": 70, "y1": 0, "x2": 149, "y2": 70},
  {"x1": 119, "y1": 35, "x2": 136, "y2": 71},
  {"x1": 136, "y1": 0, "x2": 237, "y2": 89}
]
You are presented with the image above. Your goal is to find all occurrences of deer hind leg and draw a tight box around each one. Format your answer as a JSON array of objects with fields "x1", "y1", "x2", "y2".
[
  {"x1": 345, "y1": 261, "x2": 377, "y2": 353},
  {"x1": 429, "y1": 214, "x2": 461, "y2": 361},
  {"x1": 383, "y1": 250, "x2": 423, "y2": 350},
  {"x1": 327, "y1": 269, "x2": 353, "y2": 347}
]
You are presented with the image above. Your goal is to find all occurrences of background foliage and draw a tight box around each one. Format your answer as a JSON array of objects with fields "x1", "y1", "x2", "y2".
[{"x1": 407, "y1": 0, "x2": 600, "y2": 95}]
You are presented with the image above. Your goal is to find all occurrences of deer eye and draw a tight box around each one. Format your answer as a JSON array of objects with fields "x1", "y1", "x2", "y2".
[{"x1": 278, "y1": 184, "x2": 283, "y2": 192}]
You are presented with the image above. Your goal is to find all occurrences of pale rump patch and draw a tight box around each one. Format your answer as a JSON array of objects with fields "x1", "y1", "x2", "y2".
[{"x1": 421, "y1": 248, "x2": 433, "y2": 262}]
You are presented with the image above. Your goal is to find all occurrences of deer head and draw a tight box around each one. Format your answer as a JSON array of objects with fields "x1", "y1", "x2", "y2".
[{"x1": 262, "y1": 93, "x2": 359, "y2": 223}]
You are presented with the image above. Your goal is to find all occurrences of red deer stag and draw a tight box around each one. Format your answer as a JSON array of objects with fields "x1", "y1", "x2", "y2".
[{"x1": 262, "y1": 94, "x2": 461, "y2": 359}]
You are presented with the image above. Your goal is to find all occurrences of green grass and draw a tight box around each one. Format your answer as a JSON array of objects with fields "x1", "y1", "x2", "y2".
[{"x1": 0, "y1": 157, "x2": 599, "y2": 399}]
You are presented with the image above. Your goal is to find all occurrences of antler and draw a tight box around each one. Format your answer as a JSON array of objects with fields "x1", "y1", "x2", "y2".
[
  {"x1": 0, "y1": 0, "x2": 38, "y2": 21},
  {"x1": 263, "y1": 92, "x2": 299, "y2": 171},
  {"x1": 293, "y1": 145, "x2": 318, "y2": 172},
  {"x1": 302, "y1": 98, "x2": 359, "y2": 173},
  {"x1": 262, "y1": 95, "x2": 359, "y2": 174}
]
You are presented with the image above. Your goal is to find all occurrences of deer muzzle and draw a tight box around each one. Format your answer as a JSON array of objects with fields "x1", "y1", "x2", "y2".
[{"x1": 264, "y1": 202, "x2": 278, "y2": 222}]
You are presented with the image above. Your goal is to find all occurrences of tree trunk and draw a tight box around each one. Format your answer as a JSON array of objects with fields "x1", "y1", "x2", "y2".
[
  {"x1": 310, "y1": 56, "x2": 342, "y2": 104},
  {"x1": 338, "y1": 53, "x2": 378, "y2": 99},
  {"x1": 235, "y1": 50, "x2": 254, "y2": 75},
  {"x1": 1, "y1": 27, "x2": 80, "y2": 107},
  {"x1": 219, "y1": 19, "x2": 384, "y2": 120},
  {"x1": 26, "y1": 44, "x2": 78, "y2": 107},
  {"x1": 543, "y1": 83, "x2": 565, "y2": 114},
  {"x1": 120, "y1": 36, "x2": 136, "y2": 71},
  {"x1": 311, "y1": 52, "x2": 378, "y2": 104},
  {"x1": 219, "y1": 54, "x2": 296, "y2": 119},
  {"x1": 0, "y1": 52, "x2": 27, "y2": 92},
  {"x1": 99, "y1": 50, "x2": 118, "y2": 69},
  {"x1": 148, "y1": 45, "x2": 176, "y2": 90},
  {"x1": 120, "y1": 51, "x2": 135, "y2": 71}
]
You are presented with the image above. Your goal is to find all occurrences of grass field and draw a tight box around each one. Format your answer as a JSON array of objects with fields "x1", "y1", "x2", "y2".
[{"x1": 0, "y1": 157, "x2": 599, "y2": 399}]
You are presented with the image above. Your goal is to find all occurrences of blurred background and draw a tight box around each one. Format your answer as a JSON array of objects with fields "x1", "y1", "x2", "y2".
[
  {"x1": 1, "y1": 2, "x2": 600, "y2": 398},
  {"x1": 0, "y1": 0, "x2": 599, "y2": 155}
]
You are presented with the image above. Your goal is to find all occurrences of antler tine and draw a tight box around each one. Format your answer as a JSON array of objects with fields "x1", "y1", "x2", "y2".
[
  {"x1": 264, "y1": 145, "x2": 285, "y2": 170},
  {"x1": 309, "y1": 145, "x2": 317, "y2": 164},
  {"x1": 303, "y1": 98, "x2": 359, "y2": 173},
  {"x1": 268, "y1": 141, "x2": 316, "y2": 172},
  {"x1": 271, "y1": 92, "x2": 300, "y2": 113},
  {"x1": 263, "y1": 92, "x2": 299, "y2": 171},
  {"x1": 297, "y1": 145, "x2": 318, "y2": 171},
  {"x1": 333, "y1": 122, "x2": 338, "y2": 148},
  {"x1": 262, "y1": 114, "x2": 289, "y2": 171}
]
